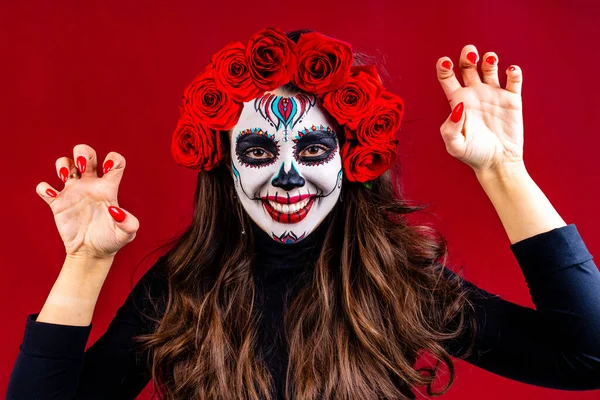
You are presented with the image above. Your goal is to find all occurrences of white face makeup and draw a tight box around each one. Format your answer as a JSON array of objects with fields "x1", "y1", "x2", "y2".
[{"x1": 230, "y1": 90, "x2": 343, "y2": 244}]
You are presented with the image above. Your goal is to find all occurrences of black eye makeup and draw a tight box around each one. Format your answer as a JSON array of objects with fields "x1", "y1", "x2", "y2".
[
  {"x1": 293, "y1": 127, "x2": 338, "y2": 166},
  {"x1": 235, "y1": 129, "x2": 280, "y2": 168}
]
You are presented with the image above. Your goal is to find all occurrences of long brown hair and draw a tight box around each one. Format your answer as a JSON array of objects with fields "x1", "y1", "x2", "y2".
[{"x1": 136, "y1": 31, "x2": 480, "y2": 400}]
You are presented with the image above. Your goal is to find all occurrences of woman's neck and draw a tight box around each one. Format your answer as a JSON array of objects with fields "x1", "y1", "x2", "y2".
[{"x1": 251, "y1": 218, "x2": 328, "y2": 280}]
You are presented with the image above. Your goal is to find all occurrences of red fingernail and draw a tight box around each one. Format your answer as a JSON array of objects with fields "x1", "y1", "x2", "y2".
[
  {"x1": 103, "y1": 159, "x2": 114, "y2": 174},
  {"x1": 108, "y1": 206, "x2": 126, "y2": 223},
  {"x1": 451, "y1": 102, "x2": 464, "y2": 123},
  {"x1": 59, "y1": 167, "x2": 69, "y2": 183},
  {"x1": 76, "y1": 156, "x2": 87, "y2": 174},
  {"x1": 467, "y1": 52, "x2": 478, "y2": 64},
  {"x1": 508, "y1": 65, "x2": 516, "y2": 71},
  {"x1": 46, "y1": 188, "x2": 57, "y2": 198},
  {"x1": 485, "y1": 55, "x2": 497, "y2": 65},
  {"x1": 441, "y1": 60, "x2": 452, "y2": 70}
]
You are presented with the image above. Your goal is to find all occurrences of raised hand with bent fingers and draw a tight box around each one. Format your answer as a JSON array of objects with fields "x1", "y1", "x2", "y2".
[
  {"x1": 35, "y1": 144, "x2": 140, "y2": 260},
  {"x1": 436, "y1": 44, "x2": 525, "y2": 174}
]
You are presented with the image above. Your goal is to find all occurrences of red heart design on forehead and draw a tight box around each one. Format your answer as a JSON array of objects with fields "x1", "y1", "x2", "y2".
[
  {"x1": 255, "y1": 93, "x2": 317, "y2": 132},
  {"x1": 278, "y1": 97, "x2": 292, "y2": 123}
]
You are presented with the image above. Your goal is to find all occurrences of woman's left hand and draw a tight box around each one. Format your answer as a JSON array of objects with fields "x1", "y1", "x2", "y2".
[{"x1": 436, "y1": 44, "x2": 525, "y2": 173}]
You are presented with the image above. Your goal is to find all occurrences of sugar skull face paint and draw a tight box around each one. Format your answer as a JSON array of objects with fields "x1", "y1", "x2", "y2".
[{"x1": 230, "y1": 91, "x2": 343, "y2": 244}]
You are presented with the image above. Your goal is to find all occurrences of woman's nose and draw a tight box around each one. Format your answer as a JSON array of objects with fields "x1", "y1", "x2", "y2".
[{"x1": 271, "y1": 162, "x2": 305, "y2": 191}]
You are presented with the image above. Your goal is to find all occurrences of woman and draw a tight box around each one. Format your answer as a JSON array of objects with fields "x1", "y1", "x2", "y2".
[{"x1": 7, "y1": 28, "x2": 600, "y2": 399}]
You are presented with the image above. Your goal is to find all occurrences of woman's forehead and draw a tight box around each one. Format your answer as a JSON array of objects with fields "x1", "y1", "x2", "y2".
[{"x1": 231, "y1": 92, "x2": 336, "y2": 141}]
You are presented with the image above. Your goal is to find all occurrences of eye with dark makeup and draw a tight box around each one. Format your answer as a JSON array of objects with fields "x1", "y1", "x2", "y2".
[
  {"x1": 245, "y1": 148, "x2": 273, "y2": 159},
  {"x1": 294, "y1": 130, "x2": 338, "y2": 166},
  {"x1": 235, "y1": 132, "x2": 279, "y2": 167}
]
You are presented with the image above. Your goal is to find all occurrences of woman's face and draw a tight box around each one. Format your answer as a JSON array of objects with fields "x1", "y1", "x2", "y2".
[{"x1": 229, "y1": 89, "x2": 343, "y2": 244}]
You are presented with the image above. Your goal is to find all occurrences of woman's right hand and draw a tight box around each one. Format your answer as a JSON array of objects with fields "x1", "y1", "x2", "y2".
[{"x1": 36, "y1": 144, "x2": 140, "y2": 260}]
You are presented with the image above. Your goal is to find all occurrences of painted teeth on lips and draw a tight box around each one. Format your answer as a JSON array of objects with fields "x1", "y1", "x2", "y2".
[
  {"x1": 265, "y1": 193, "x2": 312, "y2": 204},
  {"x1": 268, "y1": 198, "x2": 310, "y2": 214}
]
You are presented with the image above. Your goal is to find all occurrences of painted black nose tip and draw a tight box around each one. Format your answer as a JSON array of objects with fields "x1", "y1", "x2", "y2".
[{"x1": 271, "y1": 163, "x2": 305, "y2": 191}]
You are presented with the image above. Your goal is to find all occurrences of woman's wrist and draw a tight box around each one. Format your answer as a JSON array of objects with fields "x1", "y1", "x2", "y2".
[
  {"x1": 473, "y1": 162, "x2": 566, "y2": 244},
  {"x1": 36, "y1": 255, "x2": 115, "y2": 326},
  {"x1": 63, "y1": 253, "x2": 115, "y2": 278},
  {"x1": 473, "y1": 161, "x2": 528, "y2": 187}
]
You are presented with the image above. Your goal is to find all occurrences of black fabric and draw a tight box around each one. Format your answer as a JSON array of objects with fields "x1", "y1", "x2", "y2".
[
  {"x1": 252, "y1": 218, "x2": 328, "y2": 400},
  {"x1": 7, "y1": 222, "x2": 600, "y2": 399}
]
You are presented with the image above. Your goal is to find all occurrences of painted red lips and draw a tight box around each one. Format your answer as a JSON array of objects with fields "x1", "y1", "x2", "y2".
[
  {"x1": 264, "y1": 193, "x2": 312, "y2": 204},
  {"x1": 261, "y1": 194, "x2": 316, "y2": 224}
]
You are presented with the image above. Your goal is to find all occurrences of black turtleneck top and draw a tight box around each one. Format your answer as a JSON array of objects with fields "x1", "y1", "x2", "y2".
[
  {"x1": 6, "y1": 222, "x2": 600, "y2": 399},
  {"x1": 252, "y1": 219, "x2": 329, "y2": 399}
]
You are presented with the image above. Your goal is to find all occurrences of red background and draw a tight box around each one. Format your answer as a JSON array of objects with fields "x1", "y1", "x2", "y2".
[{"x1": 1, "y1": 1, "x2": 599, "y2": 398}]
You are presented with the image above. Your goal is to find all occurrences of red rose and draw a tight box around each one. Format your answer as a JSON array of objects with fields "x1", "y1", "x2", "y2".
[
  {"x1": 171, "y1": 114, "x2": 224, "y2": 171},
  {"x1": 322, "y1": 65, "x2": 383, "y2": 129},
  {"x1": 340, "y1": 139, "x2": 398, "y2": 182},
  {"x1": 246, "y1": 27, "x2": 297, "y2": 91},
  {"x1": 211, "y1": 41, "x2": 264, "y2": 102},
  {"x1": 293, "y1": 32, "x2": 353, "y2": 95},
  {"x1": 182, "y1": 69, "x2": 243, "y2": 130},
  {"x1": 346, "y1": 90, "x2": 405, "y2": 145}
]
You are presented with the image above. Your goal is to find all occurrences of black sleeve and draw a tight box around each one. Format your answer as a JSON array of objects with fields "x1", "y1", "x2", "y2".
[
  {"x1": 443, "y1": 223, "x2": 600, "y2": 390},
  {"x1": 6, "y1": 255, "x2": 169, "y2": 400}
]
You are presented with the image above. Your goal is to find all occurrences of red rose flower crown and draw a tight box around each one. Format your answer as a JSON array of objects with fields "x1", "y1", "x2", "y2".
[{"x1": 171, "y1": 27, "x2": 405, "y2": 183}]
